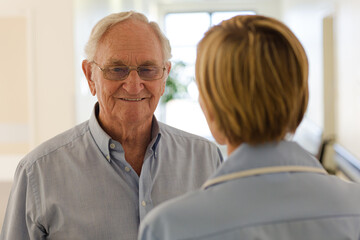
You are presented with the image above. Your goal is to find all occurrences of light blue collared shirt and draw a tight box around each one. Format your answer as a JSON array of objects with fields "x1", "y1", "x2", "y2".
[
  {"x1": 0, "y1": 104, "x2": 223, "y2": 240},
  {"x1": 139, "y1": 141, "x2": 360, "y2": 240}
]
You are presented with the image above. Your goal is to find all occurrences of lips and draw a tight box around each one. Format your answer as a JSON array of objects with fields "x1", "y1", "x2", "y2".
[{"x1": 120, "y1": 97, "x2": 146, "y2": 101}]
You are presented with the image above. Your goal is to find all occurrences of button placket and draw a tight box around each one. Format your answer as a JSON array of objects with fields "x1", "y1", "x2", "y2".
[{"x1": 138, "y1": 152, "x2": 156, "y2": 221}]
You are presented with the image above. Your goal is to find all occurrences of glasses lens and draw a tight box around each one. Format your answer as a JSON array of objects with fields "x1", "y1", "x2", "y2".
[
  {"x1": 102, "y1": 65, "x2": 164, "y2": 81},
  {"x1": 106, "y1": 66, "x2": 129, "y2": 80},
  {"x1": 139, "y1": 66, "x2": 163, "y2": 80}
]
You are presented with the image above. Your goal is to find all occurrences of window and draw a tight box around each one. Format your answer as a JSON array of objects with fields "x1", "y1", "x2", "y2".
[{"x1": 161, "y1": 11, "x2": 255, "y2": 140}]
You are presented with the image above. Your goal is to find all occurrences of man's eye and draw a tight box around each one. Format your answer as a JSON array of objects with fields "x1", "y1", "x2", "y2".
[
  {"x1": 110, "y1": 67, "x2": 127, "y2": 73},
  {"x1": 140, "y1": 67, "x2": 156, "y2": 72}
]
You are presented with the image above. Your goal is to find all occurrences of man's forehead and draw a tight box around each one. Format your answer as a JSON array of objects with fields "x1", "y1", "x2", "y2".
[
  {"x1": 95, "y1": 19, "x2": 164, "y2": 63},
  {"x1": 107, "y1": 18, "x2": 155, "y2": 38},
  {"x1": 115, "y1": 18, "x2": 144, "y2": 28}
]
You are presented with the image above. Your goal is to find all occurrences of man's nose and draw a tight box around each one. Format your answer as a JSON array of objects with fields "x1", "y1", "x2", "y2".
[{"x1": 121, "y1": 70, "x2": 144, "y2": 94}]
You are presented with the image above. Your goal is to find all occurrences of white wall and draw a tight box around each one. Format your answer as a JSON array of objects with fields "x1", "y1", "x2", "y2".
[
  {"x1": 282, "y1": 0, "x2": 335, "y2": 129},
  {"x1": 0, "y1": 0, "x2": 76, "y2": 147},
  {"x1": 0, "y1": 182, "x2": 11, "y2": 232},
  {"x1": 0, "y1": 17, "x2": 29, "y2": 156},
  {"x1": 282, "y1": 0, "x2": 360, "y2": 162},
  {"x1": 0, "y1": 0, "x2": 75, "y2": 181},
  {"x1": 335, "y1": 0, "x2": 360, "y2": 159},
  {"x1": 281, "y1": 0, "x2": 337, "y2": 169},
  {"x1": 0, "y1": 0, "x2": 75, "y2": 230}
]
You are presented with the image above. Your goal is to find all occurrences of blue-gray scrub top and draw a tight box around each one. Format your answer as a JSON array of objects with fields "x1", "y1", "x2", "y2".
[{"x1": 139, "y1": 141, "x2": 360, "y2": 240}]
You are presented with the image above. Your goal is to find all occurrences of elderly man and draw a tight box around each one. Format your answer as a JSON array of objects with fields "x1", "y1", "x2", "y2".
[{"x1": 0, "y1": 11, "x2": 222, "y2": 240}]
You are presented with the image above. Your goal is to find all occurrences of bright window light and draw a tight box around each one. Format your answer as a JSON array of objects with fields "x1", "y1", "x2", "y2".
[{"x1": 162, "y1": 11, "x2": 256, "y2": 141}]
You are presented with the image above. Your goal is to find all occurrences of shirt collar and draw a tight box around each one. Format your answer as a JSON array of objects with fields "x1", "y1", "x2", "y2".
[
  {"x1": 209, "y1": 140, "x2": 324, "y2": 181},
  {"x1": 88, "y1": 103, "x2": 161, "y2": 162},
  {"x1": 89, "y1": 103, "x2": 112, "y2": 161},
  {"x1": 150, "y1": 116, "x2": 161, "y2": 152}
]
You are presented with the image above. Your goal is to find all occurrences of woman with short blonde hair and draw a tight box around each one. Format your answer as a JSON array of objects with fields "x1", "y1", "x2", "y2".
[
  {"x1": 139, "y1": 15, "x2": 360, "y2": 240},
  {"x1": 196, "y1": 15, "x2": 308, "y2": 146}
]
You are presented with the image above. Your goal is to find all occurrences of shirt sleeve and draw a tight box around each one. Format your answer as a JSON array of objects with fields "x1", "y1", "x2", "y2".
[
  {"x1": 0, "y1": 159, "x2": 47, "y2": 240},
  {"x1": 138, "y1": 218, "x2": 162, "y2": 240}
]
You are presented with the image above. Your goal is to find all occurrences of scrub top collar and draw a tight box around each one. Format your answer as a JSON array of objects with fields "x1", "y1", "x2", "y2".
[{"x1": 207, "y1": 141, "x2": 325, "y2": 187}]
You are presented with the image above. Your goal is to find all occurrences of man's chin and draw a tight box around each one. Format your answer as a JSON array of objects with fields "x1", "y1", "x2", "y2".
[{"x1": 118, "y1": 111, "x2": 153, "y2": 125}]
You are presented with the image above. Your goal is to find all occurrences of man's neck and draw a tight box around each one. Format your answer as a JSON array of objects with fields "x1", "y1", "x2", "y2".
[{"x1": 99, "y1": 115, "x2": 153, "y2": 176}]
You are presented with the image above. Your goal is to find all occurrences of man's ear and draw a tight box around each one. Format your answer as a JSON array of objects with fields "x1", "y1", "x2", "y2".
[
  {"x1": 160, "y1": 61, "x2": 171, "y2": 96},
  {"x1": 166, "y1": 61, "x2": 172, "y2": 76},
  {"x1": 82, "y1": 60, "x2": 96, "y2": 96}
]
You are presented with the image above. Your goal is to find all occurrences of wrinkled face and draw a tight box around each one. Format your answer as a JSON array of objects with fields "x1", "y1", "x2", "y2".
[{"x1": 85, "y1": 19, "x2": 170, "y2": 129}]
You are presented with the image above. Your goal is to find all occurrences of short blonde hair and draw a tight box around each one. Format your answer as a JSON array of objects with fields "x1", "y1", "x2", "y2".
[
  {"x1": 196, "y1": 15, "x2": 309, "y2": 145},
  {"x1": 84, "y1": 11, "x2": 172, "y2": 61}
]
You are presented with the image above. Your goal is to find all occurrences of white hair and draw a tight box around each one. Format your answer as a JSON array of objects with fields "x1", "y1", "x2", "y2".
[{"x1": 84, "y1": 11, "x2": 172, "y2": 62}]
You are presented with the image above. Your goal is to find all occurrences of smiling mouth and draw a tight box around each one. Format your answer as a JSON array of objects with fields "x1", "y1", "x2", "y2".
[{"x1": 120, "y1": 98, "x2": 145, "y2": 102}]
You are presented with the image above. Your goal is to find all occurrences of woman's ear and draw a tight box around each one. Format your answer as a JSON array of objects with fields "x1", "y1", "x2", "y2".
[{"x1": 82, "y1": 60, "x2": 96, "y2": 96}]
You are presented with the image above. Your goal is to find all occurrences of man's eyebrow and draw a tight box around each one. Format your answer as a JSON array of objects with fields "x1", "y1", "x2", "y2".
[
  {"x1": 139, "y1": 60, "x2": 159, "y2": 66},
  {"x1": 106, "y1": 59, "x2": 127, "y2": 66}
]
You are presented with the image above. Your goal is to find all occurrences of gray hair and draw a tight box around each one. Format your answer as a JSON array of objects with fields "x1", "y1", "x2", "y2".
[{"x1": 84, "y1": 11, "x2": 172, "y2": 62}]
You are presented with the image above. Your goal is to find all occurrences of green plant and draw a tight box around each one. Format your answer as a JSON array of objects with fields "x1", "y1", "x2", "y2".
[{"x1": 161, "y1": 61, "x2": 189, "y2": 104}]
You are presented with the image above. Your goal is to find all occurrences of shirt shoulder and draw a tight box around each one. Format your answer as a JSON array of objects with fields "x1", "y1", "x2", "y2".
[
  {"x1": 158, "y1": 122, "x2": 216, "y2": 146},
  {"x1": 157, "y1": 122, "x2": 224, "y2": 166},
  {"x1": 18, "y1": 121, "x2": 90, "y2": 169}
]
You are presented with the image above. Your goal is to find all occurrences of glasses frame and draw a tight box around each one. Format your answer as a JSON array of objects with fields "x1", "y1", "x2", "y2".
[{"x1": 91, "y1": 61, "x2": 166, "y2": 81}]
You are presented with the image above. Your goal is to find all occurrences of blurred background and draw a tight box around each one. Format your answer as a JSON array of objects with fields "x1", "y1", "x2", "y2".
[{"x1": 1, "y1": 0, "x2": 360, "y2": 230}]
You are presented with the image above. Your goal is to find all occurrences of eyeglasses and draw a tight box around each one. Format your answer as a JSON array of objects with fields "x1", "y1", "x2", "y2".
[{"x1": 91, "y1": 61, "x2": 166, "y2": 81}]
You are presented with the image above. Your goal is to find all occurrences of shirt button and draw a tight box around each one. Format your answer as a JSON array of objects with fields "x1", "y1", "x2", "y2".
[
  {"x1": 141, "y1": 201, "x2": 146, "y2": 207},
  {"x1": 124, "y1": 166, "x2": 130, "y2": 172},
  {"x1": 110, "y1": 143, "x2": 115, "y2": 149},
  {"x1": 106, "y1": 155, "x2": 110, "y2": 160}
]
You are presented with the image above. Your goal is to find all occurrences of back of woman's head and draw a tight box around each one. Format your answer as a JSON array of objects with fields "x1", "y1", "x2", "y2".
[{"x1": 196, "y1": 15, "x2": 308, "y2": 145}]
